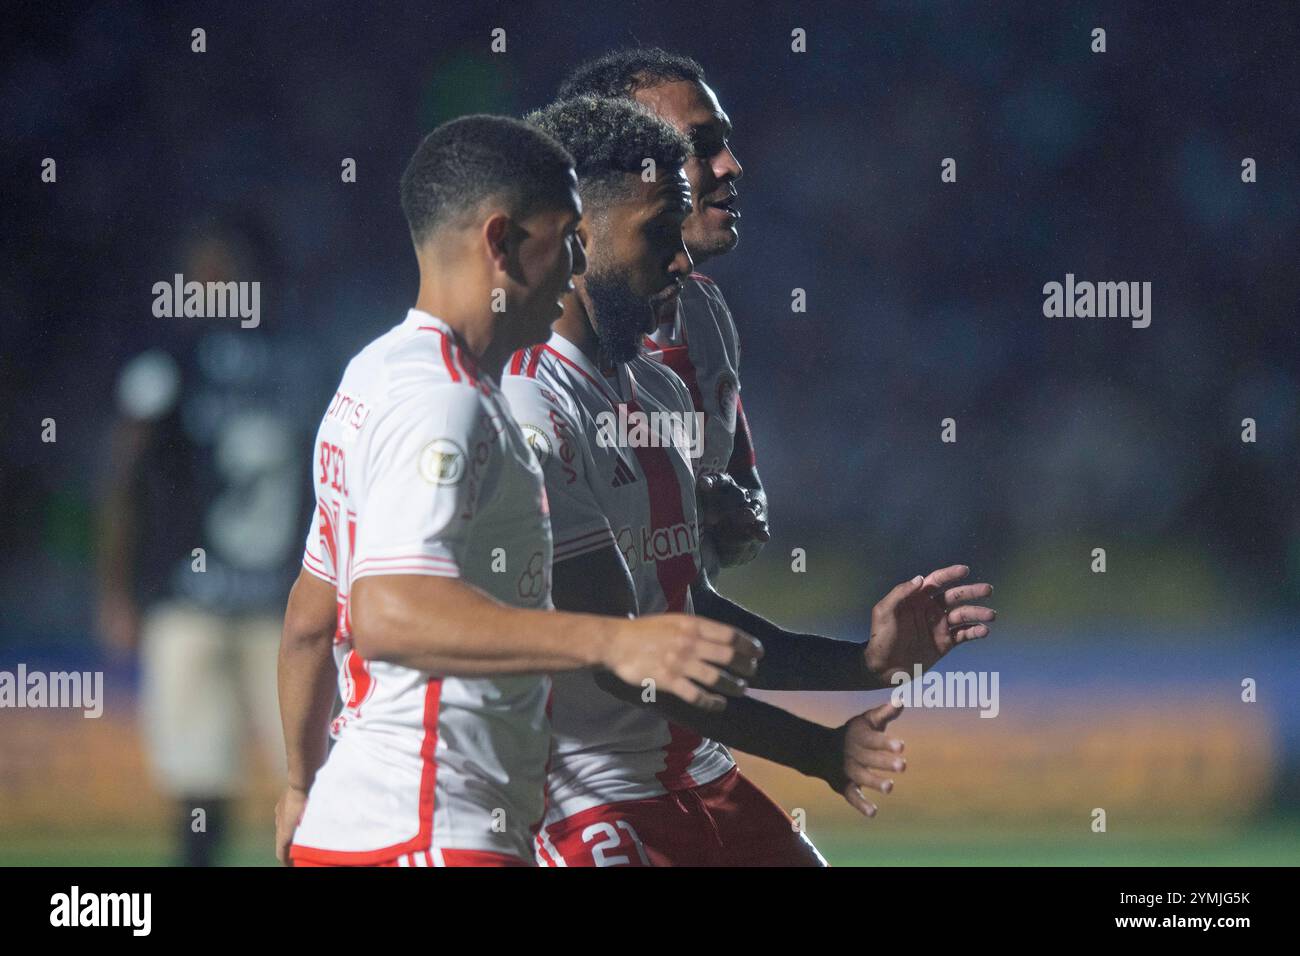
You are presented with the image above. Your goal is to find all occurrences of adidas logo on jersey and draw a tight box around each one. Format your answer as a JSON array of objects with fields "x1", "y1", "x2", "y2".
[{"x1": 611, "y1": 458, "x2": 638, "y2": 487}]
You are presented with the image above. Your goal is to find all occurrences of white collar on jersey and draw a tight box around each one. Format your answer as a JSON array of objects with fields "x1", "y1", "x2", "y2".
[
  {"x1": 401, "y1": 307, "x2": 452, "y2": 335},
  {"x1": 544, "y1": 330, "x2": 638, "y2": 405}
]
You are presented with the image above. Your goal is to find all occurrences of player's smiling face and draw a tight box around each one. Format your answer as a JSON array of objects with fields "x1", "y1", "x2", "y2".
[
  {"x1": 514, "y1": 178, "x2": 586, "y2": 343},
  {"x1": 633, "y1": 79, "x2": 743, "y2": 264}
]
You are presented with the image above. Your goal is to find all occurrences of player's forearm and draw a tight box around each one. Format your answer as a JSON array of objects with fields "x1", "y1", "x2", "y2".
[
  {"x1": 349, "y1": 574, "x2": 614, "y2": 676},
  {"x1": 278, "y1": 625, "x2": 337, "y2": 791},
  {"x1": 595, "y1": 670, "x2": 846, "y2": 789},
  {"x1": 278, "y1": 572, "x2": 342, "y2": 790},
  {"x1": 690, "y1": 580, "x2": 881, "y2": 691}
]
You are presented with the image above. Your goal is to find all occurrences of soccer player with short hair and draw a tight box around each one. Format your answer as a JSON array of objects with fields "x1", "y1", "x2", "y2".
[
  {"x1": 559, "y1": 49, "x2": 767, "y2": 573},
  {"x1": 274, "y1": 115, "x2": 761, "y2": 868},
  {"x1": 508, "y1": 97, "x2": 995, "y2": 866}
]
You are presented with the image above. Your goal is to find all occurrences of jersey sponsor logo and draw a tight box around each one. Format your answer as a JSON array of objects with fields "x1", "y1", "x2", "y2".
[
  {"x1": 419, "y1": 438, "x2": 466, "y2": 485},
  {"x1": 615, "y1": 521, "x2": 699, "y2": 572},
  {"x1": 324, "y1": 389, "x2": 372, "y2": 434},
  {"x1": 516, "y1": 549, "x2": 549, "y2": 602},
  {"x1": 521, "y1": 423, "x2": 552, "y2": 466},
  {"x1": 458, "y1": 438, "x2": 494, "y2": 520},
  {"x1": 546, "y1": 409, "x2": 579, "y2": 485}
]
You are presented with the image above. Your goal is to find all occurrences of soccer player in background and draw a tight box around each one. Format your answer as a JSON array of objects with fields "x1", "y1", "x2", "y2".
[
  {"x1": 559, "y1": 50, "x2": 767, "y2": 575},
  {"x1": 510, "y1": 96, "x2": 996, "y2": 866},
  {"x1": 274, "y1": 116, "x2": 760, "y2": 867},
  {"x1": 97, "y1": 217, "x2": 310, "y2": 866}
]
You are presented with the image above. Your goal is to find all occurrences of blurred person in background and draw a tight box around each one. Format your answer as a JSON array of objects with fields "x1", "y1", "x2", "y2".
[{"x1": 96, "y1": 218, "x2": 309, "y2": 866}]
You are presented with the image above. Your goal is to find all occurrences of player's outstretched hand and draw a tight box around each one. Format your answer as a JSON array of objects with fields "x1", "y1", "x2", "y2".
[
  {"x1": 604, "y1": 614, "x2": 763, "y2": 712},
  {"x1": 831, "y1": 700, "x2": 906, "y2": 818},
  {"x1": 275, "y1": 785, "x2": 309, "y2": 866},
  {"x1": 863, "y1": 564, "x2": 996, "y2": 684}
]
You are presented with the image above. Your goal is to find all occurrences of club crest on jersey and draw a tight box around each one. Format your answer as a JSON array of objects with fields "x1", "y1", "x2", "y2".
[
  {"x1": 419, "y1": 438, "x2": 466, "y2": 485},
  {"x1": 521, "y1": 424, "x2": 552, "y2": 466}
]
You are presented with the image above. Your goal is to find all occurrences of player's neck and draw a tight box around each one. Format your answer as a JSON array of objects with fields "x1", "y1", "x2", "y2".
[
  {"x1": 413, "y1": 284, "x2": 508, "y2": 379},
  {"x1": 554, "y1": 290, "x2": 600, "y2": 364}
]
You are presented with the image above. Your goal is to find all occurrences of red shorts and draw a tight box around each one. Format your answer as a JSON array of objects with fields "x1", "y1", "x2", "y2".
[
  {"x1": 536, "y1": 768, "x2": 827, "y2": 867},
  {"x1": 293, "y1": 848, "x2": 528, "y2": 867}
]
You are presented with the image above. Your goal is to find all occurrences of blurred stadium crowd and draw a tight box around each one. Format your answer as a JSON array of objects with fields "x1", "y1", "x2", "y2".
[{"x1": 5, "y1": 2, "x2": 1296, "y2": 644}]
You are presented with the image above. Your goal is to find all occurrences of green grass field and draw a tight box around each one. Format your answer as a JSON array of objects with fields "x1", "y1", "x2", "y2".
[{"x1": 4, "y1": 818, "x2": 1298, "y2": 867}]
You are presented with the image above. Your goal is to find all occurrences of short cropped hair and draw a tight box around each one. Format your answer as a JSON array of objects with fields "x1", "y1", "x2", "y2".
[
  {"x1": 557, "y1": 47, "x2": 705, "y2": 101},
  {"x1": 525, "y1": 96, "x2": 689, "y2": 208},
  {"x1": 399, "y1": 114, "x2": 575, "y2": 245}
]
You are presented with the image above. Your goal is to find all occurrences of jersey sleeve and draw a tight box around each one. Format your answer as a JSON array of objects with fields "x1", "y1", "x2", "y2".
[
  {"x1": 693, "y1": 276, "x2": 741, "y2": 373},
  {"x1": 351, "y1": 385, "x2": 499, "y2": 581},
  {"x1": 696, "y1": 278, "x2": 760, "y2": 470},
  {"x1": 502, "y1": 376, "x2": 615, "y2": 564},
  {"x1": 301, "y1": 499, "x2": 337, "y2": 585}
]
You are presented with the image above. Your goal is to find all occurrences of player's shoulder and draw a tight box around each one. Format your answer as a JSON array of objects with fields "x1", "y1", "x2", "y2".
[
  {"x1": 502, "y1": 347, "x2": 583, "y2": 422},
  {"x1": 631, "y1": 353, "x2": 693, "y2": 415},
  {"x1": 683, "y1": 272, "x2": 732, "y2": 314},
  {"x1": 337, "y1": 324, "x2": 492, "y2": 438},
  {"x1": 681, "y1": 273, "x2": 739, "y2": 351}
]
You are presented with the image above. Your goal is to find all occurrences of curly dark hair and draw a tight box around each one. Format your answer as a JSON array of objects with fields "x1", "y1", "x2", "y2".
[
  {"x1": 399, "y1": 114, "x2": 575, "y2": 245},
  {"x1": 557, "y1": 47, "x2": 705, "y2": 101},
  {"x1": 525, "y1": 95, "x2": 689, "y2": 208}
]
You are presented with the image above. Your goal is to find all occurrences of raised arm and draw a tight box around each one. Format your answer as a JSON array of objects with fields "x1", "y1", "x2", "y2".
[
  {"x1": 553, "y1": 541, "x2": 906, "y2": 818},
  {"x1": 691, "y1": 564, "x2": 997, "y2": 691}
]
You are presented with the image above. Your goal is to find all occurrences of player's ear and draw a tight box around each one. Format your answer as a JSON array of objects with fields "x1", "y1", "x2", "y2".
[
  {"x1": 485, "y1": 212, "x2": 530, "y2": 286},
  {"x1": 483, "y1": 212, "x2": 513, "y2": 273}
]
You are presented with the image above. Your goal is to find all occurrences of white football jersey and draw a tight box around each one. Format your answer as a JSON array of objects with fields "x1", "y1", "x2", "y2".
[
  {"x1": 643, "y1": 273, "x2": 742, "y2": 477},
  {"x1": 291, "y1": 308, "x2": 553, "y2": 865},
  {"x1": 502, "y1": 331, "x2": 734, "y2": 826}
]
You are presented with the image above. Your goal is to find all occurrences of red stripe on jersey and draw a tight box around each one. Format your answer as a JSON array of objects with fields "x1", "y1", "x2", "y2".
[
  {"x1": 539, "y1": 344, "x2": 621, "y2": 404},
  {"x1": 289, "y1": 679, "x2": 442, "y2": 866},
  {"x1": 455, "y1": 346, "x2": 480, "y2": 387},
  {"x1": 509, "y1": 349, "x2": 526, "y2": 375},
  {"x1": 654, "y1": 345, "x2": 707, "y2": 425},
  {"x1": 343, "y1": 648, "x2": 374, "y2": 713},
  {"x1": 621, "y1": 393, "x2": 704, "y2": 790},
  {"x1": 526, "y1": 346, "x2": 544, "y2": 378},
  {"x1": 439, "y1": 334, "x2": 461, "y2": 383}
]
